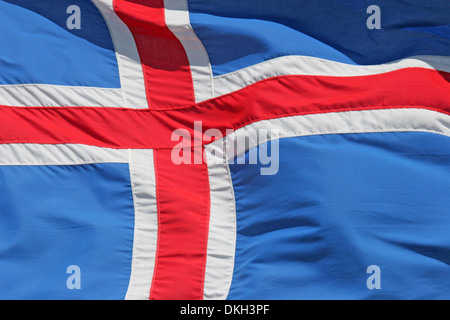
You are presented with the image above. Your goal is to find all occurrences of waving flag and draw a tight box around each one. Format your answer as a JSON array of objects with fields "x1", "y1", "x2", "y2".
[{"x1": 0, "y1": 0, "x2": 449, "y2": 300}]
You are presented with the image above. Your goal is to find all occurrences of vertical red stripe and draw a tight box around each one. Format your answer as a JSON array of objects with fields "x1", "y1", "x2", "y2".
[
  {"x1": 151, "y1": 148, "x2": 210, "y2": 300},
  {"x1": 114, "y1": 0, "x2": 195, "y2": 109}
]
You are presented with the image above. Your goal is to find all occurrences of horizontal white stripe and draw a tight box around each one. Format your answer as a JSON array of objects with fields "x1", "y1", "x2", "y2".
[
  {"x1": 0, "y1": 84, "x2": 124, "y2": 108},
  {"x1": 0, "y1": 143, "x2": 129, "y2": 165},
  {"x1": 125, "y1": 149, "x2": 158, "y2": 300},
  {"x1": 164, "y1": 0, "x2": 214, "y2": 103},
  {"x1": 204, "y1": 108, "x2": 450, "y2": 300},
  {"x1": 210, "y1": 108, "x2": 450, "y2": 160},
  {"x1": 213, "y1": 55, "x2": 450, "y2": 97}
]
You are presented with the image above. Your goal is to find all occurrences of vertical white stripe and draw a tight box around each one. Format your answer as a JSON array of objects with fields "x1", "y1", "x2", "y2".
[
  {"x1": 164, "y1": 0, "x2": 214, "y2": 102},
  {"x1": 203, "y1": 144, "x2": 236, "y2": 300},
  {"x1": 125, "y1": 149, "x2": 158, "y2": 300},
  {"x1": 92, "y1": 0, "x2": 149, "y2": 109}
]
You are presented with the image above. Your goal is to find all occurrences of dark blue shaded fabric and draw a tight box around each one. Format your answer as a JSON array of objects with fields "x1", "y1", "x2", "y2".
[{"x1": 188, "y1": 0, "x2": 450, "y2": 75}]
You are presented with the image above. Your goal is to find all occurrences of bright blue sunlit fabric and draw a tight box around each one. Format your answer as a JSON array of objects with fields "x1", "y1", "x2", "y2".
[
  {"x1": 228, "y1": 132, "x2": 450, "y2": 299},
  {"x1": 188, "y1": 0, "x2": 450, "y2": 76},
  {"x1": 0, "y1": 0, "x2": 120, "y2": 88},
  {"x1": 0, "y1": 163, "x2": 135, "y2": 300}
]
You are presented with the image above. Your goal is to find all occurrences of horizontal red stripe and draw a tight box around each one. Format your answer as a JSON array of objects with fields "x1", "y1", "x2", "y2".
[
  {"x1": 0, "y1": 68, "x2": 448, "y2": 149},
  {"x1": 187, "y1": 68, "x2": 450, "y2": 135}
]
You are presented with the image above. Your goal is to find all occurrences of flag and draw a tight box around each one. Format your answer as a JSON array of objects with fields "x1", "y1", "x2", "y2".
[{"x1": 0, "y1": 0, "x2": 449, "y2": 300}]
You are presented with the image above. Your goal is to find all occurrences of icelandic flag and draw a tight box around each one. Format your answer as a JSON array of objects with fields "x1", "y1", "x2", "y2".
[{"x1": 0, "y1": 0, "x2": 449, "y2": 300}]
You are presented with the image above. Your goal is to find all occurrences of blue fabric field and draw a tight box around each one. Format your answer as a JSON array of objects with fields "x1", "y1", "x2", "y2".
[
  {"x1": 229, "y1": 132, "x2": 450, "y2": 299},
  {"x1": 0, "y1": 0, "x2": 120, "y2": 88},
  {"x1": 0, "y1": 163, "x2": 134, "y2": 299}
]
